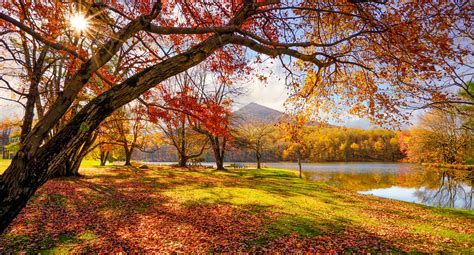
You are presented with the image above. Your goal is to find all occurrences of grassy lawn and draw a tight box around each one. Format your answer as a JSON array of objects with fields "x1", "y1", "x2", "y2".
[
  {"x1": 0, "y1": 165, "x2": 473, "y2": 253},
  {"x1": 0, "y1": 159, "x2": 11, "y2": 174},
  {"x1": 0, "y1": 160, "x2": 102, "y2": 174}
]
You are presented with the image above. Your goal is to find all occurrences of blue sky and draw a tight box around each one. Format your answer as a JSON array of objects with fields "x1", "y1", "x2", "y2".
[{"x1": 235, "y1": 60, "x2": 379, "y2": 129}]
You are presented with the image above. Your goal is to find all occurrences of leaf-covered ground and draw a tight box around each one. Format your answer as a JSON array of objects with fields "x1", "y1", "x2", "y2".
[{"x1": 1, "y1": 166, "x2": 473, "y2": 253}]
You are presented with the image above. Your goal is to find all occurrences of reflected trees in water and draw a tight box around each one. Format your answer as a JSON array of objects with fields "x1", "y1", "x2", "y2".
[{"x1": 415, "y1": 170, "x2": 473, "y2": 209}]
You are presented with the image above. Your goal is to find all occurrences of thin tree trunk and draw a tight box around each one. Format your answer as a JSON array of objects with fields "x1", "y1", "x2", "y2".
[
  {"x1": 215, "y1": 158, "x2": 224, "y2": 170},
  {"x1": 298, "y1": 157, "x2": 302, "y2": 178},
  {"x1": 124, "y1": 147, "x2": 132, "y2": 166},
  {"x1": 55, "y1": 132, "x2": 96, "y2": 177},
  {"x1": 20, "y1": 81, "x2": 38, "y2": 142},
  {"x1": 210, "y1": 136, "x2": 226, "y2": 170},
  {"x1": 100, "y1": 151, "x2": 109, "y2": 166},
  {"x1": 256, "y1": 151, "x2": 261, "y2": 169}
]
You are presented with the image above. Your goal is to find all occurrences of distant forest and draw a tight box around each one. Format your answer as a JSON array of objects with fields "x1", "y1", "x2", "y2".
[{"x1": 134, "y1": 126, "x2": 404, "y2": 163}]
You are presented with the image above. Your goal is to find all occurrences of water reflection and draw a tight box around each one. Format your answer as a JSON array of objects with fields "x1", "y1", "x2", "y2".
[
  {"x1": 414, "y1": 170, "x2": 473, "y2": 209},
  {"x1": 149, "y1": 161, "x2": 472, "y2": 209},
  {"x1": 263, "y1": 162, "x2": 473, "y2": 209}
]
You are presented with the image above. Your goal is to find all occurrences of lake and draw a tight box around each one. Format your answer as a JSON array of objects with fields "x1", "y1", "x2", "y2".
[
  {"x1": 147, "y1": 161, "x2": 473, "y2": 209},
  {"x1": 266, "y1": 162, "x2": 473, "y2": 210}
]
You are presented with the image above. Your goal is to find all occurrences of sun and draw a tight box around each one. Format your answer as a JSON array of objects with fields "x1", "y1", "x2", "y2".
[{"x1": 70, "y1": 14, "x2": 88, "y2": 32}]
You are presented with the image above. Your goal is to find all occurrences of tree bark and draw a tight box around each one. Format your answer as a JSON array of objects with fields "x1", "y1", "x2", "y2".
[
  {"x1": 100, "y1": 151, "x2": 109, "y2": 166},
  {"x1": 215, "y1": 155, "x2": 225, "y2": 170},
  {"x1": 124, "y1": 146, "x2": 133, "y2": 166},
  {"x1": 256, "y1": 151, "x2": 261, "y2": 169},
  {"x1": 54, "y1": 132, "x2": 96, "y2": 177},
  {"x1": 178, "y1": 154, "x2": 187, "y2": 167},
  {"x1": 20, "y1": 48, "x2": 48, "y2": 142},
  {"x1": 209, "y1": 136, "x2": 226, "y2": 170},
  {"x1": 298, "y1": 157, "x2": 302, "y2": 178}
]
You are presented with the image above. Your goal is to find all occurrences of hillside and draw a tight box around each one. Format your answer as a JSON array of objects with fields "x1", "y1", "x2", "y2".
[{"x1": 233, "y1": 102, "x2": 283, "y2": 124}]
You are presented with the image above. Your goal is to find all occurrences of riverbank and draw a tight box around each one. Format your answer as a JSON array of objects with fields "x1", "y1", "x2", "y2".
[
  {"x1": 0, "y1": 165, "x2": 472, "y2": 253},
  {"x1": 422, "y1": 163, "x2": 474, "y2": 171}
]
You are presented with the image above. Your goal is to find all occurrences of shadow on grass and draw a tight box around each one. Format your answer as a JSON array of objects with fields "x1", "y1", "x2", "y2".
[{"x1": 0, "y1": 166, "x2": 469, "y2": 253}]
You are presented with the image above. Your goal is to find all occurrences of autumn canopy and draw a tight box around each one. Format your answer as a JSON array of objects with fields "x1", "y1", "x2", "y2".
[{"x1": 0, "y1": 0, "x2": 470, "y2": 232}]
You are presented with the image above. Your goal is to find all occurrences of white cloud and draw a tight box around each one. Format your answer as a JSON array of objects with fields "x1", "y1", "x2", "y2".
[{"x1": 235, "y1": 61, "x2": 288, "y2": 111}]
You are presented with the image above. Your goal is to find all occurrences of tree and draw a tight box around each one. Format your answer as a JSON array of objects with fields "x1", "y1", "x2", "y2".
[
  {"x1": 406, "y1": 109, "x2": 473, "y2": 164},
  {"x1": 148, "y1": 67, "x2": 234, "y2": 168},
  {"x1": 191, "y1": 68, "x2": 242, "y2": 170},
  {"x1": 281, "y1": 124, "x2": 309, "y2": 178},
  {"x1": 0, "y1": 10, "x2": 112, "y2": 176},
  {"x1": 0, "y1": 119, "x2": 19, "y2": 159},
  {"x1": 0, "y1": 0, "x2": 470, "y2": 232},
  {"x1": 235, "y1": 122, "x2": 273, "y2": 169},
  {"x1": 150, "y1": 74, "x2": 211, "y2": 167},
  {"x1": 101, "y1": 105, "x2": 153, "y2": 166}
]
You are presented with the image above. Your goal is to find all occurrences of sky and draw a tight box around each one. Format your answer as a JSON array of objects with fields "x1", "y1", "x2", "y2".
[
  {"x1": 0, "y1": 57, "x2": 414, "y2": 130},
  {"x1": 235, "y1": 61, "x2": 374, "y2": 129},
  {"x1": 0, "y1": 61, "x2": 388, "y2": 130}
]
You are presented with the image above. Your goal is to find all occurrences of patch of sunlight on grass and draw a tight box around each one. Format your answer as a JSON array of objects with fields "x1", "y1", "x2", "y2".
[
  {"x1": 166, "y1": 186, "x2": 284, "y2": 207},
  {"x1": 0, "y1": 159, "x2": 11, "y2": 174},
  {"x1": 79, "y1": 160, "x2": 101, "y2": 168},
  {"x1": 41, "y1": 246, "x2": 74, "y2": 255},
  {"x1": 28, "y1": 231, "x2": 98, "y2": 254},
  {"x1": 78, "y1": 231, "x2": 97, "y2": 241},
  {"x1": 411, "y1": 224, "x2": 474, "y2": 243},
  {"x1": 266, "y1": 215, "x2": 325, "y2": 238},
  {"x1": 431, "y1": 207, "x2": 474, "y2": 220},
  {"x1": 163, "y1": 168, "x2": 377, "y2": 241}
]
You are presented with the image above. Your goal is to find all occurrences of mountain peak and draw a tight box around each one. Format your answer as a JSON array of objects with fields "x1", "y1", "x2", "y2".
[{"x1": 233, "y1": 103, "x2": 283, "y2": 123}]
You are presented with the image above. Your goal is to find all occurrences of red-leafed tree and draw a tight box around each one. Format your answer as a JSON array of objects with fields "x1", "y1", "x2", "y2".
[
  {"x1": 146, "y1": 69, "x2": 232, "y2": 168},
  {"x1": 0, "y1": 0, "x2": 471, "y2": 232}
]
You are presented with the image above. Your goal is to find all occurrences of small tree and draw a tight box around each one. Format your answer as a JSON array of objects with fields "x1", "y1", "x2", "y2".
[
  {"x1": 101, "y1": 105, "x2": 154, "y2": 166},
  {"x1": 235, "y1": 122, "x2": 273, "y2": 169},
  {"x1": 280, "y1": 117, "x2": 309, "y2": 178}
]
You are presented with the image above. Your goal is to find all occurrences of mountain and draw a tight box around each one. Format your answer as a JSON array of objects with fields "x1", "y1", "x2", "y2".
[
  {"x1": 232, "y1": 103, "x2": 283, "y2": 124},
  {"x1": 232, "y1": 102, "x2": 333, "y2": 127}
]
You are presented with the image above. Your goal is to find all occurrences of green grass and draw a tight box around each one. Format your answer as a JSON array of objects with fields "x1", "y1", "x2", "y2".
[
  {"x1": 1, "y1": 165, "x2": 473, "y2": 253},
  {"x1": 0, "y1": 159, "x2": 11, "y2": 174},
  {"x1": 160, "y1": 167, "x2": 473, "y2": 251},
  {"x1": 0, "y1": 159, "x2": 102, "y2": 174},
  {"x1": 79, "y1": 159, "x2": 101, "y2": 168}
]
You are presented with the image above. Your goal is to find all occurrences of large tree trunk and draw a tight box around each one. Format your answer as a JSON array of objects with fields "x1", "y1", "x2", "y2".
[
  {"x1": 123, "y1": 146, "x2": 133, "y2": 166},
  {"x1": 178, "y1": 154, "x2": 187, "y2": 167},
  {"x1": 0, "y1": 156, "x2": 42, "y2": 233},
  {"x1": 215, "y1": 156, "x2": 225, "y2": 170},
  {"x1": 209, "y1": 136, "x2": 226, "y2": 170},
  {"x1": 0, "y1": 32, "x2": 233, "y2": 234}
]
